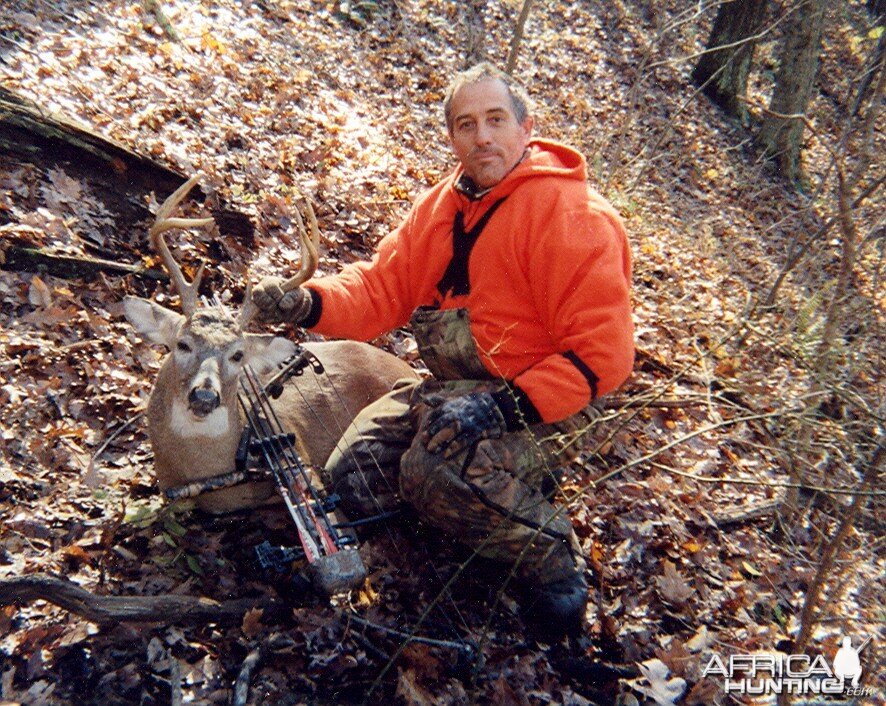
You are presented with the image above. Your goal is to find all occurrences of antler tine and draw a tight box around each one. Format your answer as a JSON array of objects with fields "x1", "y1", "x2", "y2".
[
  {"x1": 149, "y1": 174, "x2": 215, "y2": 315},
  {"x1": 237, "y1": 275, "x2": 258, "y2": 330},
  {"x1": 280, "y1": 198, "x2": 319, "y2": 293}
]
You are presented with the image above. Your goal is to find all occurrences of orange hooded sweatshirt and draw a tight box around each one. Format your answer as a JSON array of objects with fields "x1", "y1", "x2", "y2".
[{"x1": 302, "y1": 139, "x2": 634, "y2": 424}]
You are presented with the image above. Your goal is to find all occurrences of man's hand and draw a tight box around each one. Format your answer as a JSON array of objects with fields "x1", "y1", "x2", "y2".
[
  {"x1": 422, "y1": 392, "x2": 507, "y2": 458},
  {"x1": 252, "y1": 276, "x2": 312, "y2": 324}
]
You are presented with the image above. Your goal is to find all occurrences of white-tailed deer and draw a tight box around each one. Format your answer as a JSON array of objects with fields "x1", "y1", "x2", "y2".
[{"x1": 123, "y1": 176, "x2": 418, "y2": 514}]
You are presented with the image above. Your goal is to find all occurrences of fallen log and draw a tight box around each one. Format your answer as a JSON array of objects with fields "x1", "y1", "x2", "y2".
[
  {"x1": 0, "y1": 244, "x2": 168, "y2": 282},
  {"x1": 0, "y1": 85, "x2": 183, "y2": 200},
  {"x1": 0, "y1": 573, "x2": 288, "y2": 626},
  {"x1": 0, "y1": 85, "x2": 254, "y2": 244}
]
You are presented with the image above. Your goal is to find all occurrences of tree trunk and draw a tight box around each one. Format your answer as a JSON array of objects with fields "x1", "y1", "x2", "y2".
[
  {"x1": 461, "y1": 0, "x2": 487, "y2": 69},
  {"x1": 756, "y1": 0, "x2": 827, "y2": 183},
  {"x1": 692, "y1": 0, "x2": 769, "y2": 123},
  {"x1": 506, "y1": 0, "x2": 533, "y2": 75}
]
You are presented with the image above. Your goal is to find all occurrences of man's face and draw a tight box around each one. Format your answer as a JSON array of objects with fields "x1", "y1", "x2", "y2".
[{"x1": 447, "y1": 78, "x2": 534, "y2": 189}]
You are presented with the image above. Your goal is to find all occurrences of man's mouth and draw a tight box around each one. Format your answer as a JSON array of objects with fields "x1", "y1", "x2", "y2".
[{"x1": 473, "y1": 149, "x2": 501, "y2": 161}]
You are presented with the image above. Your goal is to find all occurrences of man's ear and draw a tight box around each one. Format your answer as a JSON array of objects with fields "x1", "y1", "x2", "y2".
[{"x1": 522, "y1": 115, "x2": 535, "y2": 142}]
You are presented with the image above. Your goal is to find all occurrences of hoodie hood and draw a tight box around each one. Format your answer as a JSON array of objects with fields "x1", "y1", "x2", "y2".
[{"x1": 450, "y1": 138, "x2": 588, "y2": 202}]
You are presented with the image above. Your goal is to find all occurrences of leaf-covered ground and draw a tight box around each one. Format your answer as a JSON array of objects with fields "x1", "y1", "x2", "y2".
[{"x1": 0, "y1": 1, "x2": 883, "y2": 705}]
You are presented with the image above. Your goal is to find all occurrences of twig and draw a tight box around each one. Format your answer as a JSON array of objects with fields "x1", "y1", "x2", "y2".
[
  {"x1": 602, "y1": 394, "x2": 735, "y2": 410},
  {"x1": 350, "y1": 631, "x2": 392, "y2": 663},
  {"x1": 590, "y1": 407, "x2": 808, "y2": 488},
  {"x1": 713, "y1": 500, "x2": 781, "y2": 528},
  {"x1": 0, "y1": 32, "x2": 40, "y2": 58},
  {"x1": 0, "y1": 245, "x2": 169, "y2": 282},
  {"x1": 231, "y1": 644, "x2": 263, "y2": 706},
  {"x1": 344, "y1": 612, "x2": 473, "y2": 655},
  {"x1": 170, "y1": 656, "x2": 183, "y2": 706},
  {"x1": 690, "y1": 339, "x2": 722, "y2": 424},
  {"x1": 643, "y1": 3, "x2": 803, "y2": 73},
  {"x1": 647, "y1": 460, "x2": 886, "y2": 497},
  {"x1": 764, "y1": 174, "x2": 885, "y2": 305},
  {"x1": 90, "y1": 413, "x2": 143, "y2": 466},
  {"x1": 142, "y1": 0, "x2": 181, "y2": 42},
  {"x1": 793, "y1": 442, "x2": 884, "y2": 653}
]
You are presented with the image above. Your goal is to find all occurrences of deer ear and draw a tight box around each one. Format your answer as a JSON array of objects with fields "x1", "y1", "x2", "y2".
[
  {"x1": 244, "y1": 334, "x2": 297, "y2": 376},
  {"x1": 122, "y1": 297, "x2": 185, "y2": 348}
]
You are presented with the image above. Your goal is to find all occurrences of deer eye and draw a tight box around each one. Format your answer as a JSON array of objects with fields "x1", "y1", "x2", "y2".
[
  {"x1": 230, "y1": 350, "x2": 244, "y2": 363},
  {"x1": 176, "y1": 341, "x2": 192, "y2": 353}
]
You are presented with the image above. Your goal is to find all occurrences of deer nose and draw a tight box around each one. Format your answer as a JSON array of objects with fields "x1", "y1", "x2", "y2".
[{"x1": 188, "y1": 386, "x2": 220, "y2": 416}]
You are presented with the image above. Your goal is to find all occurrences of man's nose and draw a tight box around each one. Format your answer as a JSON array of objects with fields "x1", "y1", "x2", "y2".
[{"x1": 475, "y1": 122, "x2": 493, "y2": 145}]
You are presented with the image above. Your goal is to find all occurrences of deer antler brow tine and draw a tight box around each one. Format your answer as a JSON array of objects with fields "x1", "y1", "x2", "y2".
[{"x1": 237, "y1": 277, "x2": 258, "y2": 330}]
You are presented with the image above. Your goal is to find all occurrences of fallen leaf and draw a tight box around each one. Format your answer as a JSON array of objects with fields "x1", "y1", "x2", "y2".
[
  {"x1": 46, "y1": 168, "x2": 83, "y2": 205},
  {"x1": 627, "y1": 658, "x2": 687, "y2": 706},
  {"x1": 741, "y1": 561, "x2": 762, "y2": 577},
  {"x1": 241, "y1": 607, "x2": 264, "y2": 638},
  {"x1": 28, "y1": 276, "x2": 52, "y2": 308},
  {"x1": 684, "y1": 675, "x2": 723, "y2": 705},
  {"x1": 395, "y1": 667, "x2": 440, "y2": 706},
  {"x1": 491, "y1": 673, "x2": 530, "y2": 706},
  {"x1": 685, "y1": 625, "x2": 710, "y2": 652},
  {"x1": 60, "y1": 545, "x2": 92, "y2": 569},
  {"x1": 656, "y1": 560, "x2": 694, "y2": 606}
]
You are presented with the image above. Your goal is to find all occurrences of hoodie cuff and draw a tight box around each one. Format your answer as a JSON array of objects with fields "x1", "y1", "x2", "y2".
[
  {"x1": 491, "y1": 385, "x2": 543, "y2": 431},
  {"x1": 300, "y1": 288, "x2": 323, "y2": 328}
]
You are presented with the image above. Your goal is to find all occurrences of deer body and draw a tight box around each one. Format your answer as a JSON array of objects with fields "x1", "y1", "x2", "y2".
[
  {"x1": 124, "y1": 176, "x2": 418, "y2": 514},
  {"x1": 142, "y1": 333, "x2": 416, "y2": 514}
]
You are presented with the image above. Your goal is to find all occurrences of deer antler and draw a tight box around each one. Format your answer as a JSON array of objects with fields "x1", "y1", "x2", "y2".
[
  {"x1": 237, "y1": 277, "x2": 258, "y2": 329},
  {"x1": 237, "y1": 198, "x2": 319, "y2": 329},
  {"x1": 282, "y1": 198, "x2": 320, "y2": 292},
  {"x1": 149, "y1": 174, "x2": 215, "y2": 316}
]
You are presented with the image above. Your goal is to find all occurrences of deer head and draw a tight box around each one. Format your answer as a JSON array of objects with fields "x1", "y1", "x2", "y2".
[
  {"x1": 120, "y1": 176, "x2": 419, "y2": 513},
  {"x1": 122, "y1": 176, "x2": 319, "y2": 473}
]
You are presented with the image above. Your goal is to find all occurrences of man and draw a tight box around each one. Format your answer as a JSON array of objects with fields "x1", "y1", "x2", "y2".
[{"x1": 253, "y1": 63, "x2": 634, "y2": 640}]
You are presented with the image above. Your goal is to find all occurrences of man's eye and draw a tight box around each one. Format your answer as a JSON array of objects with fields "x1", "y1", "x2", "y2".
[
  {"x1": 177, "y1": 341, "x2": 192, "y2": 353},
  {"x1": 230, "y1": 351, "x2": 244, "y2": 363}
]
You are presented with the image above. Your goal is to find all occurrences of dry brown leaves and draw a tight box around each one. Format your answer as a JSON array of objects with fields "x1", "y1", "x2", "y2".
[{"x1": 0, "y1": 0, "x2": 883, "y2": 705}]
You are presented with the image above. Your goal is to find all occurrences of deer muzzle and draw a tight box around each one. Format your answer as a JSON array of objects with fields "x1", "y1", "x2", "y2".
[
  {"x1": 186, "y1": 358, "x2": 223, "y2": 417},
  {"x1": 188, "y1": 386, "x2": 220, "y2": 417}
]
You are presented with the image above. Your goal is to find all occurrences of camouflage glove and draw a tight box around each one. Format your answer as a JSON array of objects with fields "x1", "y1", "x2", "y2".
[
  {"x1": 252, "y1": 276, "x2": 312, "y2": 325},
  {"x1": 423, "y1": 392, "x2": 507, "y2": 458}
]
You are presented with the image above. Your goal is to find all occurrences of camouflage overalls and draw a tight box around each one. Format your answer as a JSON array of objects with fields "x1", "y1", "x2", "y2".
[{"x1": 324, "y1": 308, "x2": 601, "y2": 584}]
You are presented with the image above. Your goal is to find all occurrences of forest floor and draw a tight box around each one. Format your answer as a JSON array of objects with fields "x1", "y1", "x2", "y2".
[{"x1": 0, "y1": 1, "x2": 883, "y2": 705}]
